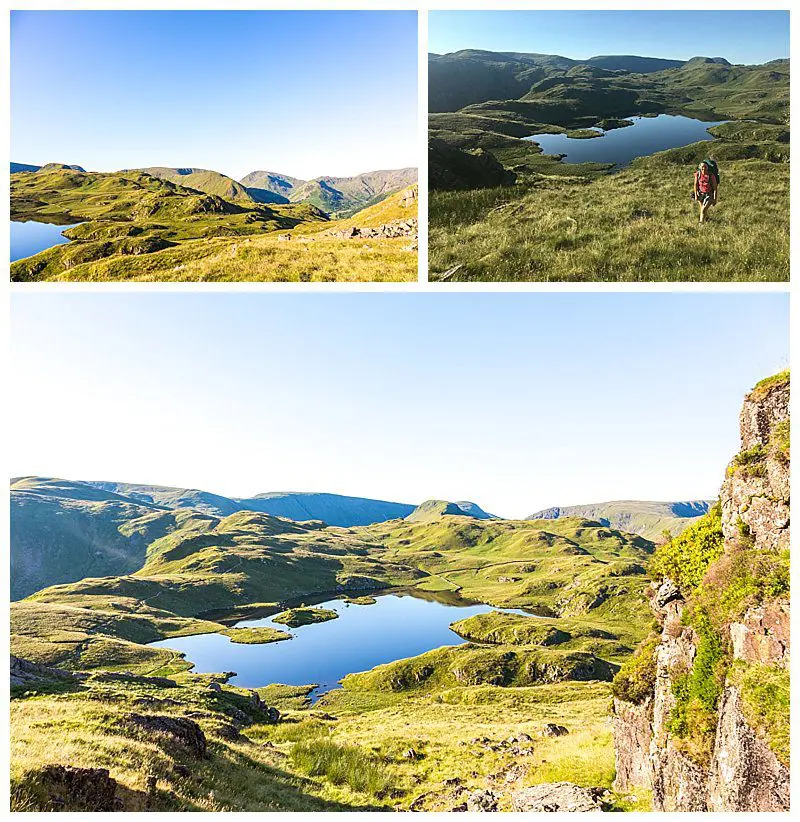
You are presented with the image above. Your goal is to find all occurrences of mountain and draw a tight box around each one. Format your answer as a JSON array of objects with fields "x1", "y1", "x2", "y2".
[
  {"x1": 12, "y1": 474, "x2": 655, "y2": 810},
  {"x1": 429, "y1": 50, "x2": 684, "y2": 113},
  {"x1": 454, "y1": 500, "x2": 497, "y2": 519},
  {"x1": 9, "y1": 477, "x2": 214, "y2": 600},
  {"x1": 240, "y1": 168, "x2": 418, "y2": 217},
  {"x1": 11, "y1": 162, "x2": 41, "y2": 173},
  {"x1": 135, "y1": 167, "x2": 253, "y2": 202},
  {"x1": 11, "y1": 162, "x2": 85, "y2": 174},
  {"x1": 528, "y1": 500, "x2": 713, "y2": 542},
  {"x1": 429, "y1": 50, "x2": 788, "y2": 122},
  {"x1": 239, "y1": 170, "x2": 306, "y2": 204},
  {"x1": 585, "y1": 55, "x2": 685, "y2": 73},
  {"x1": 86, "y1": 482, "x2": 417, "y2": 526},
  {"x1": 405, "y1": 499, "x2": 477, "y2": 522},
  {"x1": 10, "y1": 477, "x2": 426, "y2": 598}
]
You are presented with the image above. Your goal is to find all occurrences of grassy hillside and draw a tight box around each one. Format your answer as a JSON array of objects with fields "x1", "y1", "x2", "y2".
[
  {"x1": 11, "y1": 504, "x2": 656, "y2": 811},
  {"x1": 10, "y1": 477, "x2": 217, "y2": 600},
  {"x1": 429, "y1": 51, "x2": 789, "y2": 282},
  {"x1": 137, "y1": 167, "x2": 253, "y2": 202},
  {"x1": 430, "y1": 151, "x2": 788, "y2": 282},
  {"x1": 10, "y1": 168, "x2": 417, "y2": 282}
]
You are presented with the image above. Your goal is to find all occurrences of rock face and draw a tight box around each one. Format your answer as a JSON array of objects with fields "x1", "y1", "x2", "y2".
[
  {"x1": 323, "y1": 217, "x2": 418, "y2": 240},
  {"x1": 612, "y1": 374, "x2": 790, "y2": 811},
  {"x1": 719, "y1": 376, "x2": 790, "y2": 552},
  {"x1": 706, "y1": 686, "x2": 789, "y2": 811},
  {"x1": 729, "y1": 599, "x2": 789, "y2": 668},
  {"x1": 10, "y1": 655, "x2": 80, "y2": 687},
  {"x1": 510, "y1": 782, "x2": 606, "y2": 812}
]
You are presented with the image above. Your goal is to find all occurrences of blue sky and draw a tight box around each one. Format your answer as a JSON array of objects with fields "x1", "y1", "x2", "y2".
[
  {"x1": 10, "y1": 293, "x2": 788, "y2": 519},
  {"x1": 11, "y1": 11, "x2": 418, "y2": 180},
  {"x1": 429, "y1": 10, "x2": 789, "y2": 65}
]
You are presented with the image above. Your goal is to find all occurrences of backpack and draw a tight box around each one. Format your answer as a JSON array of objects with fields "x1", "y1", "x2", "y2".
[{"x1": 696, "y1": 160, "x2": 719, "y2": 193}]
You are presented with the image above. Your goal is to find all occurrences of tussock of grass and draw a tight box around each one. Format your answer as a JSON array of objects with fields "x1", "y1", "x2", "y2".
[{"x1": 290, "y1": 740, "x2": 393, "y2": 798}]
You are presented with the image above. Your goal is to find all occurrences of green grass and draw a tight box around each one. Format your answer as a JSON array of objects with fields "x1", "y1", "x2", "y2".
[
  {"x1": 666, "y1": 609, "x2": 727, "y2": 765},
  {"x1": 731, "y1": 662, "x2": 789, "y2": 766},
  {"x1": 290, "y1": 740, "x2": 393, "y2": 798},
  {"x1": 273, "y1": 608, "x2": 339, "y2": 628},
  {"x1": 10, "y1": 171, "x2": 417, "y2": 283},
  {"x1": 430, "y1": 153, "x2": 788, "y2": 281},
  {"x1": 611, "y1": 631, "x2": 660, "y2": 704},
  {"x1": 222, "y1": 626, "x2": 292, "y2": 644}
]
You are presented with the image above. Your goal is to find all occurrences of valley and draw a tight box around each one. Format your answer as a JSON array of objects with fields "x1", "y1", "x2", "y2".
[
  {"x1": 428, "y1": 51, "x2": 789, "y2": 281},
  {"x1": 9, "y1": 373, "x2": 790, "y2": 812},
  {"x1": 10, "y1": 165, "x2": 417, "y2": 282}
]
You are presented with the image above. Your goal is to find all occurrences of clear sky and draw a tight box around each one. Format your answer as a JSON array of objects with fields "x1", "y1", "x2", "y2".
[
  {"x1": 11, "y1": 10, "x2": 418, "y2": 180},
  {"x1": 10, "y1": 293, "x2": 788, "y2": 520},
  {"x1": 429, "y1": 10, "x2": 789, "y2": 66}
]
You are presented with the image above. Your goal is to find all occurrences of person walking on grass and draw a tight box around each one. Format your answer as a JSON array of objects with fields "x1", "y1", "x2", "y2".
[{"x1": 693, "y1": 157, "x2": 719, "y2": 224}]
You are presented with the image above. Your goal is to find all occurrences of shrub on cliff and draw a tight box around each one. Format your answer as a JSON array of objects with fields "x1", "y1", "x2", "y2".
[
  {"x1": 611, "y1": 631, "x2": 659, "y2": 704},
  {"x1": 649, "y1": 504, "x2": 724, "y2": 593}
]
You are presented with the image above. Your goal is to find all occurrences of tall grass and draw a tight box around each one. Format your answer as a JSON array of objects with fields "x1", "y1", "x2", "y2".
[
  {"x1": 290, "y1": 740, "x2": 393, "y2": 798},
  {"x1": 430, "y1": 158, "x2": 788, "y2": 282}
]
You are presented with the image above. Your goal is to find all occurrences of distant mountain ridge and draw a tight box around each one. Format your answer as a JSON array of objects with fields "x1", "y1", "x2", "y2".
[
  {"x1": 527, "y1": 499, "x2": 714, "y2": 541},
  {"x1": 240, "y1": 167, "x2": 418, "y2": 217},
  {"x1": 10, "y1": 477, "x2": 496, "y2": 597},
  {"x1": 86, "y1": 481, "x2": 418, "y2": 526},
  {"x1": 11, "y1": 162, "x2": 86, "y2": 174},
  {"x1": 428, "y1": 49, "x2": 788, "y2": 114},
  {"x1": 11, "y1": 162, "x2": 417, "y2": 219}
]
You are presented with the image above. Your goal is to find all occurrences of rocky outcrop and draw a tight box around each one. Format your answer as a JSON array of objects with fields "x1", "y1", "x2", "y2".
[
  {"x1": 612, "y1": 373, "x2": 790, "y2": 812},
  {"x1": 719, "y1": 375, "x2": 789, "y2": 552},
  {"x1": 612, "y1": 698, "x2": 654, "y2": 792},
  {"x1": 10, "y1": 655, "x2": 81, "y2": 687},
  {"x1": 323, "y1": 217, "x2": 418, "y2": 240},
  {"x1": 706, "y1": 686, "x2": 790, "y2": 811},
  {"x1": 510, "y1": 782, "x2": 607, "y2": 812},
  {"x1": 730, "y1": 599, "x2": 789, "y2": 668},
  {"x1": 128, "y1": 714, "x2": 207, "y2": 758},
  {"x1": 34, "y1": 765, "x2": 120, "y2": 811}
]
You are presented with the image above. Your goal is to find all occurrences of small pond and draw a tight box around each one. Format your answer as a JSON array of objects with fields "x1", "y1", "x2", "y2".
[
  {"x1": 523, "y1": 114, "x2": 726, "y2": 166},
  {"x1": 149, "y1": 590, "x2": 533, "y2": 698},
  {"x1": 11, "y1": 220, "x2": 78, "y2": 262}
]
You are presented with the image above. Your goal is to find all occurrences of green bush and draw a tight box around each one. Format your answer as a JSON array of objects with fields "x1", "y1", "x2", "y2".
[
  {"x1": 666, "y1": 609, "x2": 727, "y2": 764},
  {"x1": 611, "y1": 632, "x2": 659, "y2": 704},
  {"x1": 650, "y1": 505, "x2": 724, "y2": 592},
  {"x1": 290, "y1": 740, "x2": 393, "y2": 797}
]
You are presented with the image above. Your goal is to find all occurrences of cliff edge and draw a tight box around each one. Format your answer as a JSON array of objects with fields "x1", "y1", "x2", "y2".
[{"x1": 611, "y1": 371, "x2": 789, "y2": 811}]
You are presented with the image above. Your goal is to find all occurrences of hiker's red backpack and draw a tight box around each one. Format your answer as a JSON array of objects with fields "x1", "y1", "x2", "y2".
[{"x1": 695, "y1": 160, "x2": 718, "y2": 195}]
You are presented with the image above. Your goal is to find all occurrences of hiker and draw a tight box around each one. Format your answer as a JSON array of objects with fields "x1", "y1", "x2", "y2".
[{"x1": 693, "y1": 157, "x2": 719, "y2": 224}]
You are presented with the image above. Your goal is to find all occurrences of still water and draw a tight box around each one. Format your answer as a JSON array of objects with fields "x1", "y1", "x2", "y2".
[{"x1": 524, "y1": 114, "x2": 726, "y2": 166}]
